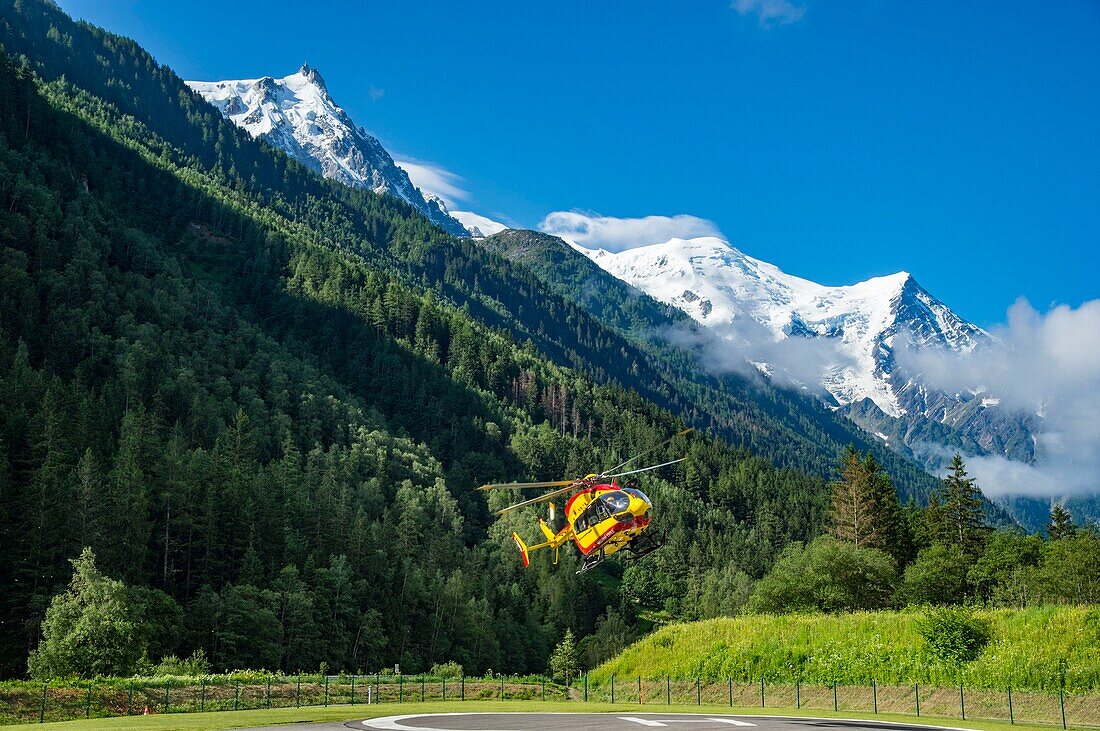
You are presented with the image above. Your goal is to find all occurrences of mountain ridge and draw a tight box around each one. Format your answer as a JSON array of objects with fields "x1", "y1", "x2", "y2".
[
  {"x1": 186, "y1": 65, "x2": 468, "y2": 236},
  {"x1": 567, "y1": 235, "x2": 1037, "y2": 474}
]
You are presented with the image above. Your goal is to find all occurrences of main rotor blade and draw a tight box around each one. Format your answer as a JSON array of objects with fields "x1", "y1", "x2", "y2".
[
  {"x1": 605, "y1": 456, "x2": 687, "y2": 479},
  {"x1": 495, "y1": 483, "x2": 587, "y2": 516},
  {"x1": 602, "y1": 427, "x2": 694, "y2": 476},
  {"x1": 477, "y1": 480, "x2": 575, "y2": 492}
]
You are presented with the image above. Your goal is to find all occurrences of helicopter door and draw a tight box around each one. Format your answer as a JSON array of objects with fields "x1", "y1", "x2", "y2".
[{"x1": 576, "y1": 493, "x2": 625, "y2": 532}]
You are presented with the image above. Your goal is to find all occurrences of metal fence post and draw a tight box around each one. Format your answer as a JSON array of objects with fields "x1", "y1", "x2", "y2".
[
  {"x1": 761, "y1": 678, "x2": 765, "y2": 708},
  {"x1": 235, "y1": 679, "x2": 240, "y2": 711},
  {"x1": 499, "y1": 675, "x2": 504, "y2": 701},
  {"x1": 422, "y1": 675, "x2": 426, "y2": 702},
  {"x1": 443, "y1": 677, "x2": 447, "y2": 701},
  {"x1": 666, "y1": 676, "x2": 670, "y2": 706},
  {"x1": 85, "y1": 683, "x2": 92, "y2": 718},
  {"x1": 461, "y1": 675, "x2": 465, "y2": 701},
  {"x1": 39, "y1": 682, "x2": 47, "y2": 724},
  {"x1": 960, "y1": 684, "x2": 966, "y2": 720},
  {"x1": 268, "y1": 676, "x2": 273, "y2": 708},
  {"x1": 639, "y1": 676, "x2": 643, "y2": 705},
  {"x1": 915, "y1": 684, "x2": 920, "y2": 716},
  {"x1": 696, "y1": 677, "x2": 700, "y2": 706},
  {"x1": 873, "y1": 679, "x2": 878, "y2": 714},
  {"x1": 164, "y1": 680, "x2": 170, "y2": 714},
  {"x1": 1008, "y1": 686, "x2": 1014, "y2": 725},
  {"x1": 584, "y1": 674, "x2": 588, "y2": 702},
  {"x1": 400, "y1": 674, "x2": 404, "y2": 703},
  {"x1": 541, "y1": 678, "x2": 544, "y2": 701},
  {"x1": 796, "y1": 680, "x2": 800, "y2": 709},
  {"x1": 729, "y1": 678, "x2": 733, "y2": 707},
  {"x1": 201, "y1": 679, "x2": 206, "y2": 712},
  {"x1": 127, "y1": 680, "x2": 133, "y2": 716},
  {"x1": 296, "y1": 676, "x2": 301, "y2": 708},
  {"x1": 611, "y1": 674, "x2": 615, "y2": 704},
  {"x1": 324, "y1": 676, "x2": 329, "y2": 707},
  {"x1": 833, "y1": 682, "x2": 838, "y2": 712},
  {"x1": 1060, "y1": 688, "x2": 1067, "y2": 730}
]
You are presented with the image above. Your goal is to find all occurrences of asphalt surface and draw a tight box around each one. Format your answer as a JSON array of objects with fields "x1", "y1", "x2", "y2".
[{"x1": 237, "y1": 712, "x2": 974, "y2": 731}]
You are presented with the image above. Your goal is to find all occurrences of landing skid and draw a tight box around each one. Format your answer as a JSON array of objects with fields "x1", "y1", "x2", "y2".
[
  {"x1": 576, "y1": 548, "x2": 606, "y2": 574},
  {"x1": 625, "y1": 532, "x2": 665, "y2": 561}
]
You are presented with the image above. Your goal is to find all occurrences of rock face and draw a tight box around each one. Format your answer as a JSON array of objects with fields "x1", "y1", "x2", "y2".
[
  {"x1": 575, "y1": 236, "x2": 1037, "y2": 470},
  {"x1": 186, "y1": 65, "x2": 467, "y2": 236}
]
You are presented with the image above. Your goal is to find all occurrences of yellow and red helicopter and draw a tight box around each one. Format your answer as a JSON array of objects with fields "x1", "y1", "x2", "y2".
[{"x1": 478, "y1": 428, "x2": 692, "y2": 573}]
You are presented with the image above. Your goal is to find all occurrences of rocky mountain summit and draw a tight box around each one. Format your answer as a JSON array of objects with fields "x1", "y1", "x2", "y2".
[
  {"x1": 187, "y1": 65, "x2": 467, "y2": 236},
  {"x1": 575, "y1": 235, "x2": 1037, "y2": 469}
]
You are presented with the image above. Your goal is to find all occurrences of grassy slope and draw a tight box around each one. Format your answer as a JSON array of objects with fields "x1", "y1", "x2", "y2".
[
  {"x1": 592, "y1": 607, "x2": 1100, "y2": 691},
  {"x1": 0, "y1": 701, "x2": 1078, "y2": 731}
]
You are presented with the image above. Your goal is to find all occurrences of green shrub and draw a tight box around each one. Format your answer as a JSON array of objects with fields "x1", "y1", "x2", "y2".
[
  {"x1": 429, "y1": 661, "x2": 463, "y2": 677},
  {"x1": 900, "y1": 544, "x2": 971, "y2": 605},
  {"x1": 154, "y1": 649, "x2": 211, "y2": 676},
  {"x1": 746, "y1": 536, "x2": 897, "y2": 613},
  {"x1": 916, "y1": 606, "x2": 992, "y2": 664},
  {"x1": 28, "y1": 549, "x2": 145, "y2": 680}
]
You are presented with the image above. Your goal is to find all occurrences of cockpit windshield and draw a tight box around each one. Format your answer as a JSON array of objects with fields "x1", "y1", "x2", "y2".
[
  {"x1": 603, "y1": 491, "x2": 631, "y2": 513},
  {"x1": 623, "y1": 487, "x2": 652, "y2": 506}
]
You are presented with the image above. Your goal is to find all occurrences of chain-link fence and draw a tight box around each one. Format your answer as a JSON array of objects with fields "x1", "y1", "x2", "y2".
[
  {"x1": 2, "y1": 675, "x2": 1098, "y2": 727},
  {"x1": 0, "y1": 674, "x2": 567, "y2": 725},
  {"x1": 580, "y1": 677, "x2": 1100, "y2": 729}
]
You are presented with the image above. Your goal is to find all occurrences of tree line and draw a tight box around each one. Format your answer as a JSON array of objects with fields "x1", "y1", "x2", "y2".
[{"x1": 738, "y1": 450, "x2": 1100, "y2": 614}]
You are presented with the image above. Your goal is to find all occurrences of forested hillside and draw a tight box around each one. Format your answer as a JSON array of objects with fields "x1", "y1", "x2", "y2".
[
  {"x1": 478, "y1": 230, "x2": 944, "y2": 503},
  {"x1": 0, "y1": 0, "x2": 836, "y2": 679},
  {"x1": 0, "y1": 0, "x2": 951, "y2": 682}
]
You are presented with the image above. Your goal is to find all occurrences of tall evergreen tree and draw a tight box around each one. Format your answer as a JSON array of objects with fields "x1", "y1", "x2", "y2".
[
  {"x1": 1046, "y1": 503, "x2": 1076, "y2": 540},
  {"x1": 829, "y1": 447, "x2": 909, "y2": 564},
  {"x1": 935, "y1": 454, "x2": 986, "y2": 554},
  {"x1": 829, "y1": 447, "x2": 879, "y2": 548}
]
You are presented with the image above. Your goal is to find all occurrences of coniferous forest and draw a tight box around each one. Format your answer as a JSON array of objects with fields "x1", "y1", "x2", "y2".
[{"x1": 0, "y1": 0, "x2": 1094, "y2": 685}]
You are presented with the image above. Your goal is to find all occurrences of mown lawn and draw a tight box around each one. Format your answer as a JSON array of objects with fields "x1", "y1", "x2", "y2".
[{"x1": 0, "y1": 701, "x2": 1084, "y2": 731}]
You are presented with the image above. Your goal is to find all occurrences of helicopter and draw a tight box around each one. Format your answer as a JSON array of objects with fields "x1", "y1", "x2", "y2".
[{"x1": 478, "y1": 428, "x2": 692, "y2": 573}]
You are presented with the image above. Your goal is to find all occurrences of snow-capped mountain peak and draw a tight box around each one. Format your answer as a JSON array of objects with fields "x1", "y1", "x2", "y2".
[
  {"x1": 576, "y1": 236, "x2": 986, "y2": 418},
  {"x1": 186, "y1": 67, "x2": 467, "y2": 236}
]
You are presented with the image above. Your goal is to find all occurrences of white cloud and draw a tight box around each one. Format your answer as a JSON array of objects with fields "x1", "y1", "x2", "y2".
[
  {"x1": 451, "y1": 210, "x2": 508, "y2": 237},
  {"x1": 665, "y1": 315, "x2": 860, "y2": 397},
  {"x1": 367, "y1": 85, "x2": 385, "y2": 101},
  {"x1": 898, "y1": 298, "x2": 1100, "y2": 497},
  {"x1": 395, "y1": 158, "x2": 470, "y2": 208},
  {"x1": 733, "y1": 0, "x2": 807, "y2": 27},
  {"x1": 539, "y1": 211, "x2": 723, "y2": 252}
]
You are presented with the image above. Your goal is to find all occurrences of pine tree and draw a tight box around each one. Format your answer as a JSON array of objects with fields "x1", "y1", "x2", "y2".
[
  {"x1": 549, "y1": 629, "x2": 580, "y2": 684},
  {"x1": 1047, "y1": 503, "x2": 1076, "y2": 540},
  {"x1": 109, "y1": 407, "x2": 154, "y2": 582},
  {"x1": 73, "y1": 448, "x2": 104, "y2": 552},
  {"x1": 937, "y1": 454, "x2": 985, "y2": 554},
  {"x1": 829, "y1": 447, "x2": 879, "y2": 548},
  {"x1": 863, "y1": 453, "x2": 912, "y2": 566}
]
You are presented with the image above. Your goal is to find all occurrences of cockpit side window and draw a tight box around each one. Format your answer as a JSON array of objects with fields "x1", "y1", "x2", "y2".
[{"x1": 575, "y1": 492, "x2": 626, "y2": 532}]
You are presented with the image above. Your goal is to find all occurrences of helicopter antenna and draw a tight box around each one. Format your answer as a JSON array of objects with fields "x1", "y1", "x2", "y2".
[
  {"x1": 605, "y1": 456, "x2": 687, "y2": 480},
  {"x1": 602, "y1": 427, "x2": 693, "y2": 476}
]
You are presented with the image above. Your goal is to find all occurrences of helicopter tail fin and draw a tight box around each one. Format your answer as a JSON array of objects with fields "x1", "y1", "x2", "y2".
[
  {"x1": 511, "y1": 532, "x2": 531, "y2": 568},
  {"x1": 539, "y1": 518, "x2": 556, "y2": 542}
]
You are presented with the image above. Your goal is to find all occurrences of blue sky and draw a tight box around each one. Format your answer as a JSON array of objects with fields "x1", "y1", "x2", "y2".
[{"x1": 58, "y1": 0, "x2": 1099, "y2": 327}]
